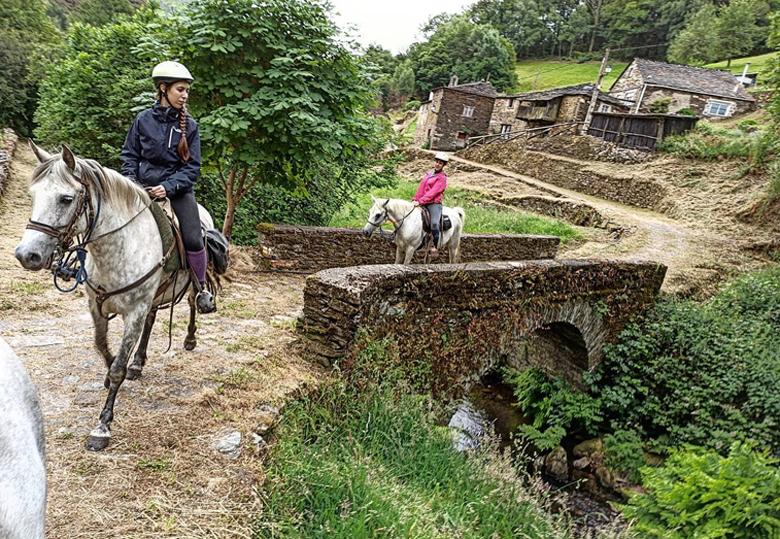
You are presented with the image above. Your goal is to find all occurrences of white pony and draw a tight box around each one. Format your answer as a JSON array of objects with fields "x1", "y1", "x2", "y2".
[
  {"x1": 0, "y1": 337, "x2": 46, "y2": 539},
  {"x1": 15, "y1": 143, "x2": 212, "y2": 451},
  {"x1": 362, "y1": 196, "x2": 465, "y2": 264}
]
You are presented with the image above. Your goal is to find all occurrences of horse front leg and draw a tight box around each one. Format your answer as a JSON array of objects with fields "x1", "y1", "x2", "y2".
[
  {"x1": 86, "y1": 306, "x2": 148, "y2": 452},
  {"x1": 394, "y1": 244, "x2": 405, "y2": 264},
  {"x1": 184, "y1": 287, "x2": 197, "y2": 351},
  {"x1": 403, "y1": 245, "x2": 416, "y2": 264},
  {"x1": 89, "y1": 301, "x2": 113, "y2": 377},
  {"x1": 127, "y1": 309, "x2": 157, "y2": 381}
]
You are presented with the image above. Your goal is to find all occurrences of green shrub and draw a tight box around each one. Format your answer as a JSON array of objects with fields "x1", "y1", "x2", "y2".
[
  {"x1": 404, "y1": 99, "x2": 421, "y2": 112},
  {"x1": 604, "y1": 430, "x2": 645, "y2": 484},
  {"x1": 622, "y1": 443, "x2": 780, "y2": 539},
  {"x1": 588, "y1": 266, "x2": 780, "y2": 454},
  {"x1": 505, "y1": 368, "x2": 602, "y2": 451},
  {"x1": 647, "y1": 97, "x2": 672, "y2": 114},
  {"x1": 675, "y1": 107, "x2": 696, "y2": 116}
]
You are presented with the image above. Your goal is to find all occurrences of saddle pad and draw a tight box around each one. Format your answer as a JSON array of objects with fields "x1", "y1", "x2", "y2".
[{"x1": 149, "y1": 201, "x2": 181, "y2": 273}]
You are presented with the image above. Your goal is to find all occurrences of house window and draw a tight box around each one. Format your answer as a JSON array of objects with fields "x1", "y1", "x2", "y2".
[
  {"x1": 598, "y1": 104, "x2": 613, "y2": 113},
  {"x1": 704, "y1": 99, "x2": 731, "y2": 117},
  {"x1": 500, "y1": 124, "x2": 512, "y2": 138},
  {"x1": 508, "y1": 98, "x2": 515, "y2": 108},
  {"x1": 462, "y1": 105, "x2": 475, "y2": 117},
  {"x1": 624, "y1": 90, "x2": 637, "y2": 102}
]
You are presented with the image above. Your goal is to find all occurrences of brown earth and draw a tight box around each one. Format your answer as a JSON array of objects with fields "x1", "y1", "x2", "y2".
[{"x1": 0, "y1": 144, "x2": 320, "y2": 538}]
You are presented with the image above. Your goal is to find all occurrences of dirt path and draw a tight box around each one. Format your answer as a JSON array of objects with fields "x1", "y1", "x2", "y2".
[
  {"x1": 0, "y1": 144, "x2": 319, "y2": 538},
  {"x1": 443, "y1": 153, "x2": 761, "y2": 295}
]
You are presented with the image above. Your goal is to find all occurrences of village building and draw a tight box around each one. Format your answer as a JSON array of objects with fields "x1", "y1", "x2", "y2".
[
  {"x1": 609, "y1": 58, "x2": 756, "y2": 118},
  {"x1": 489, "y1": 84, "x2": 630, "y2": 136},
  {"x1": 414, "y1": 78, "x2": 498, "y2": 151}
]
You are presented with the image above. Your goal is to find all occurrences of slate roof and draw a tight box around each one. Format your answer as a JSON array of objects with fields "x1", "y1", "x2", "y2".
[
  {"x1": 627, "y1": 58, "x2": 755, "y2": 102},
  {"x1": 440, "y1": 81, "x2": 498, "y2": 97},
  {"x1": 500, "y1": 84, "x2": 628, "y2": 107}
]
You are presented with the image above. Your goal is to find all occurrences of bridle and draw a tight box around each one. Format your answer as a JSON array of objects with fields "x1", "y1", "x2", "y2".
[{"x1": 367, "y1": 199, "x2": 417, "y2": 236}]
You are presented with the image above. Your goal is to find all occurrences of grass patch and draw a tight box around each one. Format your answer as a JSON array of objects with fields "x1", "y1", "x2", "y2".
[
  {"x1": 706, "y1": 51, "x2": 779, "y2": 87},
  {"x1": 513, "y1": 58, "x2": 628, "y2": 93},
  {"x1": 137, "y1": 458, "x2": 172, "y2": 473},
  {"x1": 256, "y1": 381, "x2": 573, "y2": 538},
  {"x1": 211, "y1": 366, "x2": 254, "y2": 390},
  {"x1": 225, "y1": 335, "x2": 266, "y2": 353},
  {"x1": 10, "y1": 280, "x2": 47, "y2": 295},
  {"x1": 329, "y1": 180, "x2": 580, "y2": 243}
]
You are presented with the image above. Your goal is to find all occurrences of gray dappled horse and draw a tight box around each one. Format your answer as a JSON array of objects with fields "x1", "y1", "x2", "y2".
[
  {"x1": 15, "y1": 143, "x2": 211, "y2": 451},
  {"x1": 362, "y1": 196, "x2": 465, "y2": 264},
  {"x1": 0, "y1": 337, "x2": 46, "y2": 538}
]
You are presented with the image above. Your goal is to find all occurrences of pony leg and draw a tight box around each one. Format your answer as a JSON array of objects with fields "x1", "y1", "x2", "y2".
[
  {"x1": 89, "y1": 301, "x2": 113, "y2": 373},
  {"x1": 127, "y1": 309, "x2": 157, "y2": 381},
  {"x1": 403, "y1": 246, "x2": 416, "y2": 264},
  {"x1": 86, "y1": 306, "x2": 148, "y2": 452},
  {"x1": 184, "y1": 288, "x2": 197, "y2": 351},
  {"x1": 394, "y1": 245, "x2": 405, "y2": 264}
]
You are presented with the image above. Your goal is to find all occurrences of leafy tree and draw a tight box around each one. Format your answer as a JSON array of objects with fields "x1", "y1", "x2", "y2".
[
  {"x1": 174, "y1": 0, "x2": 383, "y2": 238},
  {"x1": 668, "y1": 4, "x2": 722, "y2": 65},
  {"x1": 769, "y1": 13, "x2": 780, "y2": 130},
  {"x1": 71, "y1": 0, "x2": 137, "y2": 27},
  {"x1": 362, "y1": 44, "x2": 399, "y2": 112},
  {"x1": 0, "y1": 0, "x2": 61, "y2": 134},
  {"x1": 34, "y1": 8, "x2": 168, "y2": 167},
  {"x1": 409, "y1": 15, "x2": 517, "y2": 97},
  {"x1": 469, "y1": 0, "x2": 547, "y2": 58},
  {"x1": 717, "y1": 0, "x2": 766, "y2": 66},
  {"x1": 390, "y1": 60, "x2": 415, "y2": 105}
]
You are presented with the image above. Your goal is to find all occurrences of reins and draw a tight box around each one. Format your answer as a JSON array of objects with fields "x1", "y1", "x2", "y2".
[{"x1": 368, "y1": 199, "x2": 417, "y2": 240}]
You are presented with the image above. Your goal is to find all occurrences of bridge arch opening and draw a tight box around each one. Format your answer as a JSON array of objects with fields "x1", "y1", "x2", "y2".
[{"x1": 509, "y1": 321, "x2": 590, "y2": 386}]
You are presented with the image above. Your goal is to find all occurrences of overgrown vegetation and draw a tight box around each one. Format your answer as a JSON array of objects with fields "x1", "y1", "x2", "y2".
[
  {"x1": 622, "y1": 443, "x2": 780, "y2": 538},
  {"x1": 257, "y1": 336, "x2": 574, "y2": 539},
  {"x1": 590, "y1": 265, "x2": 780, "y2": 454},
  {"x1": 328, "y1": 179, "x2": 581, "y2": 242}
]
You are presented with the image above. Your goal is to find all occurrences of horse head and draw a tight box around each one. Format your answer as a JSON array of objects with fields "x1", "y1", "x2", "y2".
[
  {"x1": 15, "y1": 142, "x2": 92, "y2": 270},
  {"x1": 362, "y1": 196, "x2": 390, "y2": 237}
]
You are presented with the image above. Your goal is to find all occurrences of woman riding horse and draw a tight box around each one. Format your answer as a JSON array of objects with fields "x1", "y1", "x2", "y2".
[
  {"x1": 120, "y1": 61, "x2": 215, "y2": 314},
  {"x1": 412, "y1": 152, "x2": 449, "y2": 257}
]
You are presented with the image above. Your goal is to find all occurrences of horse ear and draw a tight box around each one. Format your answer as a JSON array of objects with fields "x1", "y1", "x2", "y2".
[
  {"x1": 370, "y1": 195, "x2": 377, "y2": 203},
  {"x1": 61, "y1": 144, "x2": 76, "y2": 172},
  {"x1": 28, "y1": 140, "x2": 52, "y2": 163}
]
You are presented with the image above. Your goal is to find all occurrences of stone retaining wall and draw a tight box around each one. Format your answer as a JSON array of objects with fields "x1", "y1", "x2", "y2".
[
  {"x1": 499, "y1": 195, "x2": 606, "y2": 227},
  {"x1": 255, "y1": 224, "x2": 560, "y2": 273},
  {"x1": 303, "y1": 259, "x2": 666, "y2": 393},
  {"x1": 0, "y1": 129, "x2": 18, "y2": 196}
]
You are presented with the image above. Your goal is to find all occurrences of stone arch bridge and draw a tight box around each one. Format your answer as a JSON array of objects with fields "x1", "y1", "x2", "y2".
[{"x1": 303, "y1": 260, "x2": 666, "y2": 392}]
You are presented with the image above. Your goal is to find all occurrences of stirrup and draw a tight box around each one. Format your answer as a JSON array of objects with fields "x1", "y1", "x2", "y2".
[{"x1": 196, "y1": 290, "x2": 216, "y2": 314}]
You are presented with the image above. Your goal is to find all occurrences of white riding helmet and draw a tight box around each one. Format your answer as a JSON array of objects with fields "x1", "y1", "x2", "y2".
[
  {"x1": 434, "y1": 152, "x2": 450, "y2": 163},
  {"x1": 151, "y1": 61, "x2": 194, "y2": 85}
]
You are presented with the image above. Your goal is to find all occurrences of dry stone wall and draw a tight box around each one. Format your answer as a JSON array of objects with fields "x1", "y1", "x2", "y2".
[
  {"x1": 254, "y1": 224, "x2": 560, "y2": 273},
  {"x1": 303, "y1": 259, "x2": 666, "y2": 393},
  {"x1": 0, "y1": 129, "x2": 18, "y2": 196}
]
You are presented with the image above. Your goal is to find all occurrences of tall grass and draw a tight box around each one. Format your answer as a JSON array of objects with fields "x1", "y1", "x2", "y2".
[
  {"x1": 514, "y1": 59, "x2": 628, "y2": 93},
  {"x1": 329, "y1": 180, "x2": 581, "y2": 243},
  {"x1": 256, "y1": 337, "x2": 576, "y2": 539}
]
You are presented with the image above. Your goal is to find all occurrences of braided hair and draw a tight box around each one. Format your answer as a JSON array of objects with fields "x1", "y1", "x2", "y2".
[{"x1": 158, "y1": 83, "x2": 191, "y2": 163}]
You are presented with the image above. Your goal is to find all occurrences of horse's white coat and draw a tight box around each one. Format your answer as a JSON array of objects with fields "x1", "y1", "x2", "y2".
[
  {"x1": 0, "y1": 337, "x2": 46, "y2": 539},
  {"x1": 16, "y1": 143, "x2": 212, "y2": 450},
  {"x1": 363, "y1": 197, "x2": 465, "y2": 264}
]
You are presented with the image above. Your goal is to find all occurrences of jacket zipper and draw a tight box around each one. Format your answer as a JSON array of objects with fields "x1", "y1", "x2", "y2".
[{"x1": 168, "y1": 126, "x2": 174, "y2": 149}]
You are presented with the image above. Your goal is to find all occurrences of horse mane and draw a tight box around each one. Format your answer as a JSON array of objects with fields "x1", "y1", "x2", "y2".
[{"x1": 31, "y1": 154, "x2": 148, "y2": 215}]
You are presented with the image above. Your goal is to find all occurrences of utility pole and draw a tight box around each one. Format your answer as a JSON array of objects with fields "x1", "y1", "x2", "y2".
[{"x1": 581, "y1": 47, "x2": 610, "y2": 135}]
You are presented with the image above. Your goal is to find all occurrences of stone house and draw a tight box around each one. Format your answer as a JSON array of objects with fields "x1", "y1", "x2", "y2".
[
  {"x1": 609, "y1": 58, "x2": 756, "y2": 118},
  {"x1": 414, "y1": 80, "x2": 498, "y2": 150},
  {"x1": 489, "y1": 84, "x2": 629, "y2": 136}
]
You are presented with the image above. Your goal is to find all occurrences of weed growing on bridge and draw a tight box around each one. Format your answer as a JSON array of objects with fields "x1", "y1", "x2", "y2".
[{"x1": 256, "y1": 337, "x2": 578, "y2": 539}]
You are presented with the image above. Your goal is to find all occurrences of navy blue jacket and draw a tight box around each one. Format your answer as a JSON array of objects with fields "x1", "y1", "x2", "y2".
[{"x1": 120, "y1": 103, "x2": 201, "y2": 197}]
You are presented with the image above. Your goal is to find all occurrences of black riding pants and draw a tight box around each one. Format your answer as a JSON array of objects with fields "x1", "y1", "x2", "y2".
[
  {"x1": 169, "y1": 190, "x2": 204, "y2": 252},
  {"x1": 425, "y1": 203, "x2": 442, "y2": 246}
]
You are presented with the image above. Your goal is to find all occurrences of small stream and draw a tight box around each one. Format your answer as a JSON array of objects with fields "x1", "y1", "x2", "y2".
[{"x1": 450, "y1": 372, "x2": 627, "y2": 538}]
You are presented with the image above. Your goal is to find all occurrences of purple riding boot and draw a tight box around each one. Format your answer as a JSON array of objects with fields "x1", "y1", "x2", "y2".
[{"x1": 186, "y1": 248, "x2": 216, "y2": 313}]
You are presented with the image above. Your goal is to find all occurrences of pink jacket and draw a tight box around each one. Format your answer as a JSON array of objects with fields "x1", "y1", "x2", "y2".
[{"x1": 413, "y1": 170, "x2": 447, "y2": 205}]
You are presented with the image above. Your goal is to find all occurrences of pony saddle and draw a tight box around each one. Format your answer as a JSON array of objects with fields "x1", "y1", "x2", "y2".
[{"x1": 420, "y1": 206, "x2": 452, "y2": 233}]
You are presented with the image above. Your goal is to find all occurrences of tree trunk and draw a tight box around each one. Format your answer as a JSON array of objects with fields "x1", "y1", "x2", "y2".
[
  {"x1": 588, "y1": 0, "x2": 602, "y2": 53},
  {"x1": 223, "y1": 198, "x2": 236, "y2": 241},
  {"x1": 726, "y1": 58, "x2": 731, "y2": 67}
]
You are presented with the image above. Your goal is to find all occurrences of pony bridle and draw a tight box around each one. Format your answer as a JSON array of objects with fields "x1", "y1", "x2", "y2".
[
  {"x1": 367, "y1": 200, "x2": 415, "y2": 232},
  {"x1": 25, "y1": 177, "x2": 97, "y2": 250}
]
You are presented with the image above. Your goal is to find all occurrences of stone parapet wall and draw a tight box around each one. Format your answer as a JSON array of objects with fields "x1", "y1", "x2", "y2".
[
  {"x1": 254, "y1": 224, "x2": 560, "y2": 273},
  {"x1": 0, "y1": 129, "x2": 19, "y2": 196},
  {"x1": 303, "y1": 259, "x2": 666, "y2": 392}
]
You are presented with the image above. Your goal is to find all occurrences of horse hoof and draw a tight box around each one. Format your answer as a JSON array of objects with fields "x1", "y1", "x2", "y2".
[
  {"x1": 85, "y1": 435, "x2": 110, "y2": 452},
  {"x1": 184, "y1": 339, "x2": 197, "y2": 351},
  {"x1": 126, "y1": 367, "x2": 142, "y2": 381}
]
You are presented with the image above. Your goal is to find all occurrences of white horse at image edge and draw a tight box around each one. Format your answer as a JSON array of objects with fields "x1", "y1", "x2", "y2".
[
  {"x1": 362, "y1": 196, "x2": 465, "y2": 264},
  {"x1": 0, "y1": 337, "x2": 46, "y2": 539}
]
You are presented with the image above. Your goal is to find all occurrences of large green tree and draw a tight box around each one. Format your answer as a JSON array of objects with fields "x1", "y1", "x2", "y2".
[
  {"x1": 71, "y1": 0, "x2": 137, "y2": 27},
  {"x1": 667, "y1": 4, "x2": 722, "y2": 65},
  {"x1": 469, "y1": 0, "x2": 547, "y2": 58},
  {"x1": 0, "y1": 0, "x2": 61, "y2": 134},
  {"x1": 409, "y1": 15, "x2": 517, "y2": 97},
  {"x1": 34, "y1": 8, "x2": 167, "y2": 166},
  {"x1": 175, "y1": 0, "x2": 382, "y2": 238}
]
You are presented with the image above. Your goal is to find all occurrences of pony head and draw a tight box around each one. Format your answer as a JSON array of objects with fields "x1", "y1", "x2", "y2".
[
  {"x1": 15, "y1": 142, "x2": 90, "y2": 270},
  {"x1": 362, "y1": 195, "x2": 389, "y2": 237}
]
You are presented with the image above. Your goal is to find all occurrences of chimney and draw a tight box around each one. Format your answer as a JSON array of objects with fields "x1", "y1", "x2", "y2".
[
  {"x1": 741, "y1": 63, "x2": 750, "y2": 78},
  {"x1": 448, "y1": 74, "x2": 459, "y2": 87}
]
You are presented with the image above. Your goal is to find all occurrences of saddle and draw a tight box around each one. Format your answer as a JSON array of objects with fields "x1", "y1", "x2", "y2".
[{"x1": 419, "y1": 205, "x2": 452, "y2": 250}]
